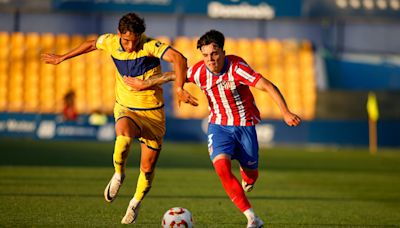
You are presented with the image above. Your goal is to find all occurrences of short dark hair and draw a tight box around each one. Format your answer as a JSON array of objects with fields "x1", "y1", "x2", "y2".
[
  {"x1": 197, "y1": 30, "x2": 225, "y2": 50},
  {"x1": 118, "y1": 13, "x2": 146, "y2": 35}
]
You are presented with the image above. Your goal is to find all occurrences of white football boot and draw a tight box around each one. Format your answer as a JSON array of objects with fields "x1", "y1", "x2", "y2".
[
  {"x1": 247, "y1": 216, "x2": 264, "y2": 228},
  {"x1": 104, "y1": 173, "x2": 125, "y2": 202},
  {"x1": 121, "y1": 198, "x2": 141, "y2": 224},
  {"x1": 242, "y1": 180, "x2": 254, "y2": 192}
]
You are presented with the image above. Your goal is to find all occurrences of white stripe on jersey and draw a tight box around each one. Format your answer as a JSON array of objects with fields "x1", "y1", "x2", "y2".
[
  {"x1": 193, "y1": 65, "x2": 202, "y2": 86},
  {"x1": 187, "y1": 67, "x2": 193, "y2": 80},
  {"x1": 236, "y1": 63, "x2": 257, "y2": 83},
  {"x1": 216, "y1": 75, "x2": 234, "y2": 125},
  {"x1": 206, "y1": 70, "x2": 221, "y2": 124},
  {"x1": 228, "y1": 66, "x2": 247, "y2": 126}
]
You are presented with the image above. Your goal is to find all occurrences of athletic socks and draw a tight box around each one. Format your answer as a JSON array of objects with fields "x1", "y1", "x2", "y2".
[
  {"x1": 113, "y1": 135, "x2": 132, "y2": 175},
  {"x1": 213, "y1": 159, "x2": 251, "y2": 212},
  {"x1": 240, "y1": 167, "x2": 259, "y2": 185},
  {"x1": 133, "y1": 170, "x2": 155, "y2": 202}
]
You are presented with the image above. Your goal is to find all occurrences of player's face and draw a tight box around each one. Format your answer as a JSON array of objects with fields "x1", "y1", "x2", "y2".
[
  {"x1": 118, "y1": 31, "x2": 141, "y2": 53},
  {"x1": 201, "y1": 43, "x2": 225, "y2": 74}
]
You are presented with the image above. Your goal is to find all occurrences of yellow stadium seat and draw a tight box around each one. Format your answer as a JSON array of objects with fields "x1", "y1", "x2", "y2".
[
  {"x1": 70, "y1": 34, "x2": 84, "y2": 47},
  {"x1": 173, "y1": 36, "x2": 193, "y2": 65},
  {"x1": 251, "y1": 87, "x2": 273, "y2": 118},
  {"x1": 224, "y1": 38, "x2": 238, "y2": 55},
  {"x1": 173, "y1": 83, "x2": 208, "y2": 119},
  {"x1": 56, "y1": 33, "x2": 70, "y2": 53},
  {"x1": 0, "y1": 86, "x2": 7, "y2": 111},
  {"x1": 253, "y1": 38, "x2": 268, "y2": 68},
  {"x1": 0, "y1": 61, "x2": 8, "y2": 75},
  {"x1": 300, "y1": 40, "x2": 313, "y2": 52},
  {"x1": 284, "y1": 52, "x2": 298, "y2": 68},
  {"x1": 74, "y1": 89, "x2": 86, "y2": 113},
  {"x1": 39, "y1": 88, "x2": 56, "y2": 113},
  {"x1": 8, "y1": 86, "x2": 24, "y2": 112},
  {"x1": 26, "y1": 32, "x2": 40, "y2": 60},
  {"x1": 174, "y1": 36, "x2": 191, "y2": 50},
  {"x1": 40, "y1": 33, "x2": 55, "y2": 53},
  {"x1": 24, "y1": 88, "x2": 39, "y2": 112},
  {"x1": 0, "y1": 32, "x2": 9, "y2": 59},
  {"x1": 156, "y1": 36, "x2": 171, "y2": 45},
  {"x1": 237, "y1": 38, "x2": 254, "y2": 65},
  {"x1": 282, "y1": 39, "x2": 298, "y2": 54},
  {"x1": 10, "y1": 32, "x2": 24, "y2": 61},
  {"x1": 266, "y1": 39, "x2": 282, "y2": 56}
]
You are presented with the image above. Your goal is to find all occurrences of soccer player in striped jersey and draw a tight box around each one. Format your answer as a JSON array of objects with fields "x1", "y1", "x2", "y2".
[
  {"x1": 41, "y1": 13, "x2": 197, "y2": 225},
  {"x1": 193, "y1": 30, "x2": 301, "y2": 228},
  {"x1": 125, "y1": 29, "x2": 301, "y2": 227}
]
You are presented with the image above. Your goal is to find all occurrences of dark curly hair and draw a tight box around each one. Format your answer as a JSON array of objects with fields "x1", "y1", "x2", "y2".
[
  {"x1": 118, "y1": 13, "x2": 146, "y2": 35},
  {"x1": 197, "y1": 30, "x2": 225, "y2": 50}
]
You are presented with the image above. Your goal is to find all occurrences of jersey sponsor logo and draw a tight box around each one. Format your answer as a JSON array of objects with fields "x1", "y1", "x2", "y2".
[
  {"x1": 221, "y1": 80, "x2": 235, "y2": 90},
  {"x1": 247, "y1": 161, "x2": 257, "y2": 166},
  {"x1": 155, "y1": 41, "x2": 162, "y2": 47}
]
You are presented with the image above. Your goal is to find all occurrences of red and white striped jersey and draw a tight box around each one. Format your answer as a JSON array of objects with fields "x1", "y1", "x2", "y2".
[{"x1": 187, "y1": 55, "x2": 262, "y2": 126}]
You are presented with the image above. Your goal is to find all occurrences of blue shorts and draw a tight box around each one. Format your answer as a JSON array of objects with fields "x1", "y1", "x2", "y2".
[{"x1": 207, "y1": 124, "x2": 259, "y2": 169}]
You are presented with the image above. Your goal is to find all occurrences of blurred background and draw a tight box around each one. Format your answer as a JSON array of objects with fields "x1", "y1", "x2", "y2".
[{"x1": 0, "y1": 0, "x2": 399, "y2": 148}]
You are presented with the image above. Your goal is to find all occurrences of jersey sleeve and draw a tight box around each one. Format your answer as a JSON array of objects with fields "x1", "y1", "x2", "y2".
[
  {"x1": 96, "y1": 33, "x2": 114, "y2": 53},
  {"x1": 186, "y1": 66, "x2": 195, "y2": 83},
  {"x1": 143, "y1": 38, "x2": 170, "y2": 59},
  {"x1": 234, "y1": 60, "x2": 262, "y2": 87}
]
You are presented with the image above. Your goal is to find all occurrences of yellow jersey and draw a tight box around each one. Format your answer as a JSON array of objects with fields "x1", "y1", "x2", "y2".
[{"x1": 96, "y1": 33, "x2": 170, "y2": 110}]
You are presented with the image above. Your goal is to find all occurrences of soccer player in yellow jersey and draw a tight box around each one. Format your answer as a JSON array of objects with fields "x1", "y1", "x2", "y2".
[{"x1": 41, "y1": 12, "x2": 197, "y2": 224}]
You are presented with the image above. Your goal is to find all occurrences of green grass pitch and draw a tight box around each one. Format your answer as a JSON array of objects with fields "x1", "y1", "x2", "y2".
[{"x1": 1, "y1": 138, "x2": 400, "y2": 227}]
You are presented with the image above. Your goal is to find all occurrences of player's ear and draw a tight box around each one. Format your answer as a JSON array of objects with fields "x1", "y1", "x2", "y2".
[{"x1": 117, "y1": 30, "x2": 121, "y2": 37}]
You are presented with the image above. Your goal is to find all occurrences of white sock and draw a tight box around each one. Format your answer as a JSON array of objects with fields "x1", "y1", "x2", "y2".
[
  {"x1": 243, "y1": 208, "x2": 256, "y2": 221},
  {"x1": 114, "y1": 173, "x2": 123, "y2": 181},
  {"x1": 129, "y1": 198, "x2": 140, "y2": 207}
]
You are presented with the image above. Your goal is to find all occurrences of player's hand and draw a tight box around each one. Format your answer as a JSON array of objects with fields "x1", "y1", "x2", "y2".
[
  {"x1": 40, "y1": 53, "x2": 64, "y2": 65},
  {"x1": 123, "y1": 76, "x2": 144, "y2": 91},
  {"x1": 175, "y1": 87, "x2": 198, "y2": 107},
  {"x1": 283, "y1": 112, "x2": 301, "y2": 127}
]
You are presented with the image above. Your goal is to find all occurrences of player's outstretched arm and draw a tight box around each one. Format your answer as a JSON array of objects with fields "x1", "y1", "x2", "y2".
[
  {"x1": 162, "y1": 48, "x2": 198, "y2": 106},
  {"x1": 41, "y1": 39, "x2": 97, "y2": 65},
  {"x1": 255, "y1": 77, "x2": 301, "y2": 126},
  {"x1": 123, "y1": 72, "x2": 176, "y2": 91}
]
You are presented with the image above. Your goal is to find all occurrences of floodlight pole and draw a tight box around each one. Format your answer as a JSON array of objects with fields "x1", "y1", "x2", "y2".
[{"x1": 368, "y1": 118, "x2": 377, "y2": 155}]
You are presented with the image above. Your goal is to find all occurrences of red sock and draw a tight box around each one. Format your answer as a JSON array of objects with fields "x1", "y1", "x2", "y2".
[
  {"x1": 240, "y1": 168, "x2": 259, "y2": 185},
  {"x1": 213, "y1": 159, "x2": 251, "y2": 212}
]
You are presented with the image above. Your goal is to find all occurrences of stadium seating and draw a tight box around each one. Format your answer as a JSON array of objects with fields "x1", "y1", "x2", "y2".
[{"x1": 0, "y1": 32, "x2": 317, "y2": 120}]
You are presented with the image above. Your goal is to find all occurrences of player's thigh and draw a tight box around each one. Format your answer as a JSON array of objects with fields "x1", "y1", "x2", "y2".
[
  {"x1": 207, "y1": 124, "x2": 235, "y2": 161},
  {"x1": 235, "y1": 126, "x2": 259, "y2": 169},
  {"x1": 115, "y1": 117, "x2": 141, "y2": 137},
  {"x1": 139, "y1": 143, "x2": 160, "y2": 172}
]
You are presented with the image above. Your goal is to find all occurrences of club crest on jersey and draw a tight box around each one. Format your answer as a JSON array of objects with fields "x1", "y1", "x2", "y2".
[{"x1": 221, "y1": 80, "x2": 235, "y2": 90}]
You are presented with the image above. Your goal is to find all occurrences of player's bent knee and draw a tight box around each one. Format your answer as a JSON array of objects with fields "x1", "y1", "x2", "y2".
[
  {"x1": 115, "y1": 117, "x2": 141, "y2": 137},
  {"x1": 213, "y1": 159, "x2": 231, "y2": 177}
]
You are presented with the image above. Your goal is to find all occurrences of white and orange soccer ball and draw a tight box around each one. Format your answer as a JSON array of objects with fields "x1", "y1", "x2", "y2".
[{"x1": 161, "y1": 207, "x2": 193, "y2": 228}]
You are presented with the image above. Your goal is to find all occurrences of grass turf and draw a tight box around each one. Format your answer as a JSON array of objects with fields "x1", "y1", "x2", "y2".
[{"x1": 0, "y1": 138, "x2": 400, "y2": 227}]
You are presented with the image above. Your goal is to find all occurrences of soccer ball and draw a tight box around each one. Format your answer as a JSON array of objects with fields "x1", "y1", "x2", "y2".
[{"x1": 161, "y1": 207, "x2": 193, "y2": 228}]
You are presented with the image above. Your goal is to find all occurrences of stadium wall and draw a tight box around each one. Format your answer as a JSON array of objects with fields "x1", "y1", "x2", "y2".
[
  {"x1": 324, "y1": 55, "x2": 400, "y2": 90},
  {"x1": 1, "y1": 113, "x2": 399, "y2": 148}
]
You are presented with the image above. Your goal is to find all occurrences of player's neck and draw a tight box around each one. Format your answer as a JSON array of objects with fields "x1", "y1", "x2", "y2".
[{"x1": 207, "y1": 57, "x2": 228, "y2": 76}]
